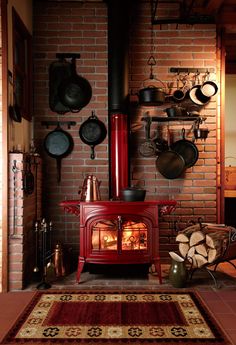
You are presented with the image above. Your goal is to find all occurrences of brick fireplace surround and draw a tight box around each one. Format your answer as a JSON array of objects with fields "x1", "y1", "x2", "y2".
[{"x1": 7, "y1": 0, "x2": 220, "y2": 290}]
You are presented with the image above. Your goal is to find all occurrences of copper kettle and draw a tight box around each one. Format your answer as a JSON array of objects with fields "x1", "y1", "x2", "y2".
[{"x1": 80, "y1": 174, "x2": 101, "y2": 201}]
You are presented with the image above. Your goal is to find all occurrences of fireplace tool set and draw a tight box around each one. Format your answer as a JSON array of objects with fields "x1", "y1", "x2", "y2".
[{"x1": 33, "y1": 218, "x2": 65, "y2": 289}]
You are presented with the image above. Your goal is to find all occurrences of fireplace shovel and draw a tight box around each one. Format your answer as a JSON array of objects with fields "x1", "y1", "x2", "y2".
[{"x1": 45, "y1": 221, "x2": 56, "y2": 282}]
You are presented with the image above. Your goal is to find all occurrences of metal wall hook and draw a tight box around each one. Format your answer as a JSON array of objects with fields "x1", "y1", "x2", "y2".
[{"x1": 148, "y1": 55, "x2": 156, "y2": 66}]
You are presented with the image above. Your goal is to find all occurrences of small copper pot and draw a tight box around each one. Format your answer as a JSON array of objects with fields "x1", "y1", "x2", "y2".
[{"x1": 194, "y1": 128, "x2": 209, "y2": 140}]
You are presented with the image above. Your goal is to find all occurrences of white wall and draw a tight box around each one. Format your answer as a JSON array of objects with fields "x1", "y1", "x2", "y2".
[{"x1": 225, "y1": 74, "x2": 236, "y2": 167}]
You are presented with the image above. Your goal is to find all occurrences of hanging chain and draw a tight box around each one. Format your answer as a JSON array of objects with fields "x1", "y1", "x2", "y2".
[{"x1": 148, "y1": 1, "x2": 156, "y2": 79}]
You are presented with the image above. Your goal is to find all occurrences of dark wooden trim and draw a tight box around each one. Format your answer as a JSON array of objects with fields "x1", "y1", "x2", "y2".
[
  {"x1": 1, "y1": 0, "x2": 9, "y2": 292},
  {"x1": 12, "y1": 7, "x2": 32, "y2": 121}
]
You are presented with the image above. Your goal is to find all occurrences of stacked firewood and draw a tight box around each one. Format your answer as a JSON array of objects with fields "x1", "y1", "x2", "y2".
[{"x1": 175, "y1": 223, "x2": 231, "y2": 268}]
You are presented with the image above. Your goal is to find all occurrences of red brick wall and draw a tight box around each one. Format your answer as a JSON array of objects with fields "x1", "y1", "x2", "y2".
[
  {"x1": 33, "y1": 1, "x2": 109, "y2": 267},
  {"x1": 32, "y1": 1, "x2": 217, "y2": 267},
  {"x1": 128, "y1": 3, "x2": 217, "y2": 260}
]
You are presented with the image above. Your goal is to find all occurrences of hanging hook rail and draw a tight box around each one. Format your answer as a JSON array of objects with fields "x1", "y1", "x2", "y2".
[
  {"x1": 170, "y1": 67, "x2": 215, "y2": 74},
  {"x1": 41, "y1": 121, "x2": 76, "y2": 129}
]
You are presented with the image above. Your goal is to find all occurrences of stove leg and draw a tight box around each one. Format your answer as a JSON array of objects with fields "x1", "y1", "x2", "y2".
[
  {"x1": 77, "y1": 257, "x2": 85, "y2": 283},
  {"x1": 153, "y1": 260, "x2": 162, "y2": 284}
]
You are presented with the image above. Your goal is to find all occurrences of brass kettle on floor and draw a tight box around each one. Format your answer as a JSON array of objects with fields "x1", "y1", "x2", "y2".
[
  {"x1": 79, "y1": 174, "x2": 101, "y2": 201},
  {"x1": 53, "y1": 243, "x2": 66, "y2": 277}
]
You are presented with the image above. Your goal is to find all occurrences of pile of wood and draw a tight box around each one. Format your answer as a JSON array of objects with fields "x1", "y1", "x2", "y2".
[{"x1": 175, "y1": 223, "x2": 231, "y2": 268}]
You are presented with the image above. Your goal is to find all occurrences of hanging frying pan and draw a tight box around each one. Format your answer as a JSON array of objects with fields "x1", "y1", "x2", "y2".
[
  {"x1": 44, "y1": 124, "x2": 74, "y2": 183},
  {"x1": 79, "y1": 111, "x2": 107, "y2": 159},
  {"x1": 201, "y1": 73, "x2": 218, "y2": 97},
  {"x1": 156, "y1": 130, "x2": 186, "y2": 179},
  {"x1": 139, "y1": 117, "x2": 156, "y2": 157},
  {"x1": 58, "y1": 58, "x2": 92, "y2": 112},
  {"x1": 171, "y1": 128, "x2": 199, "y2": 168},
  {"x1": 189, "y1": 74, "x2": 210, "y2": 106}
]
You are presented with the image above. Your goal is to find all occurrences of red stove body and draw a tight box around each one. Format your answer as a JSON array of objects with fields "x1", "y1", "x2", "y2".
[{"x1": 61, "y1": 200, "x2": 176, "y2": 284}]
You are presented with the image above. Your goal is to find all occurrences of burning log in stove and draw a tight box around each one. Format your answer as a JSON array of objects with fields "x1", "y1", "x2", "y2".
[
  {"x1": 91, "y1": 219, "x2": 148, "y2": 251},
  {"x1": 175, "y1": 223, "x2": 236, "y2": 268}
]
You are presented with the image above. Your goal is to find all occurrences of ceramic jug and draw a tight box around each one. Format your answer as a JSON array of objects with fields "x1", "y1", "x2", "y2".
[{"x1": 169, "y1": 251, "x2": 188, "y2": 288}]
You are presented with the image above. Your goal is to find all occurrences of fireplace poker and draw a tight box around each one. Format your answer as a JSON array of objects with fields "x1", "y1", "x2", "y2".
[
  {"x1": 34, "y1": 156, "x2": 39, "y2": 220},
  {"x1": 33, "y1": 220, "x2": 40, "y2": 274},
  {"x1": 37, "y1": 218, "x2": 51, "y2": 289},
  {"x1": 46, "y1": 221, "x2": 56, "y2": 282}
]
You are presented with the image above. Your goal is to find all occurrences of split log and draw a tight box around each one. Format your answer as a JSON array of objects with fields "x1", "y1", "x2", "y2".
[
  {"x1": 208, "y1": 248, "x2": 218, "y2": 263},
  {"x1": 176, "y1": 233, "x2": 189, "y2": 243},
  {"x1": 175, "y1": 223, "x2": 234, "y2": 268},
  {"x1": 176, "y1": 223, "x2": 206, "y2": 243},
  {"x1": 179, "y1": 242, "x2": 190, "y2": 258},
  {"x1": 195, "y1": 243, "x2": 208, "y2": 257},
  {"x1": 187, "y1": 246, "x2": 195, "y2": 258},
  {"x1": 187, "y1": 255, "x2": 197, "y2": 268},
  {"x1": 195, "y1": 254, "x2": 208, "y2": 268},
  {"x1": 189, "y1": 230, "x2": 205, "y2": 247},
  {"x1": 205, "y1": 231, "x2": 229, "y2": 249}
]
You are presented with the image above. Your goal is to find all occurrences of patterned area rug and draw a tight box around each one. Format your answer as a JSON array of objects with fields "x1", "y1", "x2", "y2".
[{"x1": 1, "y1": 290, "x2": 232, "y2": 344}]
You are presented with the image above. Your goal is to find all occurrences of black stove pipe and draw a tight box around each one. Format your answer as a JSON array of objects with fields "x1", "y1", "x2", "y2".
[
  {"x1": 107, "y1": 0, "x2": 131, "y2": 113},
  {"x1": 106, "y1": 0, "x2": 133, "y2": 199}
]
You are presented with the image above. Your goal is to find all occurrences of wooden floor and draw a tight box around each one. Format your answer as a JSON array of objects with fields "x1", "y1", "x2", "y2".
[{"x1": 0, "y1": 261, "x2": 236, "y2": 344}]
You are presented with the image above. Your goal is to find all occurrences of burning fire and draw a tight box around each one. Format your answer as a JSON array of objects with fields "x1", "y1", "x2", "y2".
[{"x1": 92, "y1": 220, "x2": 147, "y2": 250}]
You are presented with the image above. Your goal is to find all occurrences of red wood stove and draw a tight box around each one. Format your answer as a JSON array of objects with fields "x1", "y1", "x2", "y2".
[{"x1": 60, "y1": 199, "x2": 176, "y2": 284}]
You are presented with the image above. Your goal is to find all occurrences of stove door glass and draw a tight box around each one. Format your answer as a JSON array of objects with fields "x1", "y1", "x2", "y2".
[
  {"x1": 91, "y1": 218, "x2": 148, "y2": 252},
  {"x1": 122, "y1": 221, "x2": 147, "y2": 250},
  {"x1": 92, "y1": 220, "x2": 118, "y2": 250}
]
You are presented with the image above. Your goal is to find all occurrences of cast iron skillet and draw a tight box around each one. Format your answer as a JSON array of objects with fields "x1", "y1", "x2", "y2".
[
  {"x1": 171, "y1": 128, "x2": 199, "y2": 168},
  {"x1": 79, "y1": 111, "x2": 107, "y2": 159},
  {"x1": 58, "y1": 58, "x2": 92, "y2": 112},
  {"x1": 44, "y1": 124, "x2": 74, "y2": 183},
  {"x1": 156, "y1": 130, "x2": 186, "y2": 179}
]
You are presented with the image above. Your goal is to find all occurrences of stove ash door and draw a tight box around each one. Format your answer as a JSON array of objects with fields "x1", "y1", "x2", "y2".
[{"x1": 91, "y1": 216, "x2": 148, "y2": 254}]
